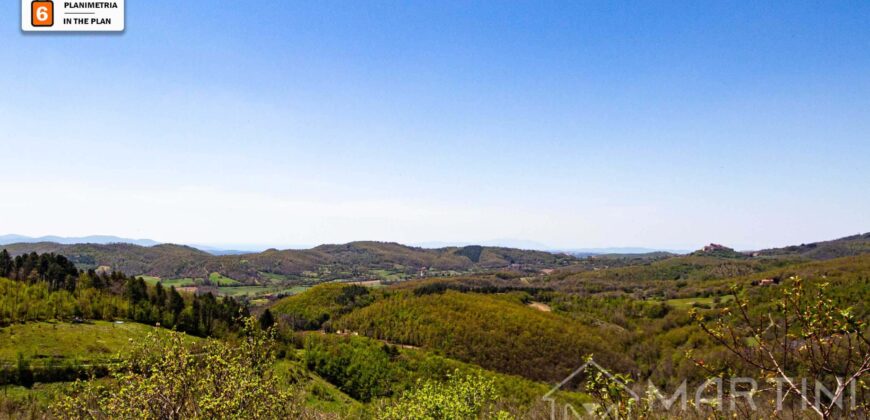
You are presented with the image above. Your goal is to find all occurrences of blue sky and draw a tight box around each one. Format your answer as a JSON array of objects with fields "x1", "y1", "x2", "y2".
[{"x1": 0, "y1": 1, "x2": 868, "y2": 250}]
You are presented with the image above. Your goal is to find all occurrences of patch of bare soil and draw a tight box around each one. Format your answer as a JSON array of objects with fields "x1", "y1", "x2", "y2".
[{"x1": 528, "y1": 301, "x2": 551, "y2": 312}]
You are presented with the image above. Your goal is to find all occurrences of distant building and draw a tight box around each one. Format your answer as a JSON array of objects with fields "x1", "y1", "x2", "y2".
[{"x1": 702, "y1": 243, "x2": 729, "y2": 252}]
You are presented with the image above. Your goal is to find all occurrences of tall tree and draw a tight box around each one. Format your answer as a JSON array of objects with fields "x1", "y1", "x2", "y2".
[
  {"x1": 168, "y1": 286, "x2": 185, "y2": 315},
  {"x1": 0, "y1": 249, "x2": 11, "y2": 278},
  {"x1": 124, "y1": 277, "x2": 148, "y2": 303},
  {"x1": 152, "y1": 282, "x2": 167, "y2": 308},
  {"x1": 259, "y1": 309, "x2": 275, "y2": 330}
]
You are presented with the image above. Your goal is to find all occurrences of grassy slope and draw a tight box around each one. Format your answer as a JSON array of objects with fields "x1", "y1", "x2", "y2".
[
  {"x1": 271, "y1": 358, "x2": 364, "y2": 416},
  {"x1": 0, "y1": 322, "x2": 356, "y2": 417},
  {"x1": 208, "y1": 272, "x2": 241, "y2": 285},
  {"x1": 0, "y1": 321, "x2": 180, "y2": 362}
]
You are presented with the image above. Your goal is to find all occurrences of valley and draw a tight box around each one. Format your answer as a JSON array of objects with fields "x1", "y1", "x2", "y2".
[{"x1": 1, "y1": 233, "x2": 868, "y2": 417}]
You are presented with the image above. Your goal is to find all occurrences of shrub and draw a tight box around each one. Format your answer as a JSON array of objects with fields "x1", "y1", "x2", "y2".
[
  {"x1": 52, "y1": 318, "x2": 300, "y2": 419},
  {"x1": 378, "y1": 369, "x2": 508, "y2": 420}
]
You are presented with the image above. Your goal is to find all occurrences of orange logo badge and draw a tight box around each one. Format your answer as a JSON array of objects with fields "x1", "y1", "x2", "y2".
[{"x1": 31, "y1": 0, "x2": 53, "y2": 27}]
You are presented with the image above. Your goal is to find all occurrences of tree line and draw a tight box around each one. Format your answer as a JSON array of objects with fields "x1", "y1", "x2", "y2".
[
  {"x1": 0, "y1": 249, "x2": 247, "y2": 337},
  {"x1": 0, "y1": 250, "x2": 79, "y2": 292}
]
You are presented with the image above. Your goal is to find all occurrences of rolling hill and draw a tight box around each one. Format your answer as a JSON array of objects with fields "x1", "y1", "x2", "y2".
[
  {"x1": 3, "y1": 233, "x2": 866, "y2": 287},
  {"x1": 0, "y1": 234, "x2": 160, "y2": 247},
  {"x1": 275, "y1": 284, "x2": 635, "y2": 383},
  {"x1": 0, "y1": 242, "x2": 214, "y2": 278},
  {"x1": 755, "y1": 232, "x2": 870, "y2": 260},
  {"x1": 0, "y1": 241, "x2": 578, "y2": 284}
]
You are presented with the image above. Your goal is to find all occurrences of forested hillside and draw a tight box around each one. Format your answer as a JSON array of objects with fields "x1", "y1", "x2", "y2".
[
  {"x1": 0, "y1": 243, "x2": 212, "y2": 278},
  {"x1": 332, "y1": 290, "x2": 634, "y2": 382}
]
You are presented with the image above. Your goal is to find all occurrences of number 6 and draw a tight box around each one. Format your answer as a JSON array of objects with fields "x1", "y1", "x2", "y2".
[{"x1": 36, "y1": 6, "x2": 48, "y2": 21}]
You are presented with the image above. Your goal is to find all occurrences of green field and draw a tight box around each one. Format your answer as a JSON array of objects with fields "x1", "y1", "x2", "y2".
[
  {"x1": 208, "y1": 272, "x2": 241, "y2": 286},
  {"x1": 158, "y1": 277, "x2": 199, "y2": 287},
  {"x1": 217, "y1": 285, "x2": 309, "y2": 298},
  {"x1": 139, "y1": 275, "x2": 162, "y2": 285},
  {"x1": 0, "y1": 321, "x2": 165, "y2": 363},
  {"x1": 144, "y1": 274, "x2": 241, "y2": 288},
  {"x1": 258, "y1": 271, "x2": 296, "y2": 283},
  {"x1": 149, "y1": 275, "x2": 237, "y2": 288},
  {"x1": 141, "y1": 278, "x2": 310, "y2": 300},
  {"x1": 665, "y1": 294, "x2": 734, "y2": 309},
  {"x1": 368, "y1": 269, "x2": 408, "y2": 281}
]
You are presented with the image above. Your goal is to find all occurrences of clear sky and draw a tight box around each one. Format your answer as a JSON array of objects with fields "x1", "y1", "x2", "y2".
[{"x1": 1, "y1": 1, "x2": 868, "y2": 251}]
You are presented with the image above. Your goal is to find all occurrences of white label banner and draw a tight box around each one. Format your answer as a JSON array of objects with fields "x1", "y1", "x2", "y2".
[{"x1": 21, "y1": 0, "x2": 125, "y2": 32}]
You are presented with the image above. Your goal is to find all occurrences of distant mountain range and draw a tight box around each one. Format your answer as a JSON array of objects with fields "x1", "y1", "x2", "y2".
[
  {"x1": 1, "y1": 233, "x2": 866, "y2": 285},
  {"x1": 0, "y1": 234, "x2": 160, "y2": 247},
  {"x1": 558, "y1": 247, "x2": 689, "y2": 257},
  {"x1": 0, "y1": 235, "x2": 687, "y2": 256},
  {"x1": 414, "y1": 239, "x2": 553, "y2": 251},
  {"x1": 0, "y1": 241, "x2": 579, "y2": 283},
  {"x1": 185, "y1": 245, "x2": 255, "y2": 256},
  {"x1": 0, "y1": 235, "x2": 256, "y2": 256}
]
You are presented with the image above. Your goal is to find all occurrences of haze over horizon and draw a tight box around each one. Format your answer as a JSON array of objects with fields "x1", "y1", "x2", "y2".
[
  {"x1": 3, "y1": 232, "x2": 866, "y2": 256},
  {"x1": 1, "y1": 2, "x2": 868, "y2": 250},
  {"x1": 0, "y1": 232, "x2": 678, "y2": 252}
]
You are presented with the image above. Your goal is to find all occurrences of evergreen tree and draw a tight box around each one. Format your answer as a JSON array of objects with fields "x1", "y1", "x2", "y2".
[
  {"x1": 259, "y1": 309, "x2": 275, "y2": 330},
  {"x1": 152, "y1": 282, "x2": 167, "y2": 308},
  {"x1": 0, "y1": 249, "x2": 11, "y2": 278},
  {"x1": 124, "y1": 277, "x2": 148, "y2": 303},
  {"x1": 168, "y1": 286, "x2": 185, "y2": 315}
]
